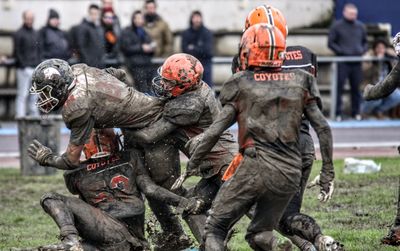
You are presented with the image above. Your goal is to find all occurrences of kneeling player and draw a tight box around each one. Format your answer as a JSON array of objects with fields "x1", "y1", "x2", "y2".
[{"x1": 34, "y1": 130, "x2": 200, "y2": 251}]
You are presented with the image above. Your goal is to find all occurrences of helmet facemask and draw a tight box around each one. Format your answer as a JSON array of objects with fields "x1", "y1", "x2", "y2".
[
  {"x1": 30, "y1": 82, "x2": 60, "y2": 113},
  {"x1": 152, "y1": 66, "x2": 197, "y2": 98}
]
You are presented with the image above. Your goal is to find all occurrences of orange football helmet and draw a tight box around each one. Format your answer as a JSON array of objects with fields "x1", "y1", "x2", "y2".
[
  {"x1": 244, "y1": 5, "x2": 288, "y2": 38},
  {"x1": 239, "y1": 23, "x2": 286, "y2": 70},
  {"x1": 152, "y1": 53, "x2": 204, "y2": 98}
]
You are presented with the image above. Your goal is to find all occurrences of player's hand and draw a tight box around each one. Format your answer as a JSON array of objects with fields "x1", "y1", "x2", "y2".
[
  {"x1": 243, "y1": 146, "x2": 256, "y2": 158},
  {"x1": 307, "y1": 174, "x2": 334, "y2": 202},
  {"x1": 27, "y1": 140, "x2": 53, "y2": 166},
  {"x1": 181, "y1": 197, "x2": 205, "y2": 215},
  {"x1": 363, "y1": 84, "x2": 374, "y2": 100},
  {"x1": 392, "y1": 32, "x2": 400, "y2": 56}
]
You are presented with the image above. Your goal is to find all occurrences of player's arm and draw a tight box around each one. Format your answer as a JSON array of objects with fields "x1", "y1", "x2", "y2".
[
  {"x1": 125, "y1": 117, "x2": 177, "y2": 144},
  {"x1": 188, "y1": 104, "x2": 236, "y2": 170},
  {"x1": 131, "y1": 150, "x2": 203, "y2": 213},
  {"x1": 28, "y1": 111, "x2": 94, "y2": 170},
  {"x1": 364, "y1": 61, "x2": 400, "y2": 100},
  {"x1": 304, "y1": 97, "x2": 334, "y2": 202}
]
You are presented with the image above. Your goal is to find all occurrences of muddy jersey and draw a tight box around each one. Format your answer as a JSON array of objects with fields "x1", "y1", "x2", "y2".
[
  {"x1": 63, "y1": 64, "x2": 163, "y2": 145},
  {"x1": 163, "y1": 82, "x2": 238, "y2": 178},
  {"x1": 64, "y1": 152, "x2": 145, "y2": 219},
  {"x1": 219, "y1": 69, "x2": 320, "y2": 192}
]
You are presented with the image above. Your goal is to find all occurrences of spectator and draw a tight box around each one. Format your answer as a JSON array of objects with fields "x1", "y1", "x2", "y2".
[
  {"x1": 77, "y1": 4, "x2": 105, "y2": 68},
  {"x1": 100, "y1": 0, "x2": 121, "y2": 35},
  {"x1": 143, "y1": 0, "x2": 173, "y2": 57},
  {"x1": 101, "y1": 9, "x2": 121, "y2": 67},
  {"x1": 120, "y1": 10, "x2": 155, "y2": 93},
  {"x1": 181, "y1": 10, "x2": 214, "y2": 87},
  {"x1": 181, "y1": 10, "x2": 213, "y2": 87},
  {"x1": 39, "y1": 9, "x2": 70, "y2": 61},
  {"x1": 328, "y1": 3, "x2": 368, "y2": 121},
  {"x1": 361, "y1": 39, "x2": 400, "y2": 119},
  {"x1": 13, "y1": 10, "x2": 40, "y2": 118}
]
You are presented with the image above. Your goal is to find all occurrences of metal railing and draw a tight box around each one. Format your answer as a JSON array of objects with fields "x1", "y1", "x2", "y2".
[{"x1": 0, "y1": 56, "x2": 393, "y2": 120}]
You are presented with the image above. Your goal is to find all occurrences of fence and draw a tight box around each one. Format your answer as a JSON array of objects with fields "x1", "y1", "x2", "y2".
[{"x1": 0, "y1": 56, "x2": 391, "y2": 120}]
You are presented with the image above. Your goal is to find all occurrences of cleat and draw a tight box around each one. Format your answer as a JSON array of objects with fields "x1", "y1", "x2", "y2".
[{"x1": 381, "y1": 225, "x2": 400, "y2": 246}]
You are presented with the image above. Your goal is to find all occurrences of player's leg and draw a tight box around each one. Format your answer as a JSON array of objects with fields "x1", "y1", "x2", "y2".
[
  {"x1": 183, "y1": 175, "x2": 222, "y2": 244},
  {"x1": 142, "y1": 140, "x2": 191, "y2": 250},
  {"x1": 204, "y1": 156, "x2": 261, "y2": 250},
  {"x1": 246, "y1": 188, "x2": 294, "y2": 251},
  {"x1": 40, "y1": 192, "x2": 146, "y2": 250}
]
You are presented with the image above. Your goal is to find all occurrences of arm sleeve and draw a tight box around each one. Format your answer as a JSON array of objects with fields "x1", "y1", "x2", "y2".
[
  {"x1": 305, "y1": 73, "x2": 323, "y2": 110},
  {"x1": 67, "y1": 110, "x2": 95, "y2": 146},
  {"x1": 181, "y1": 31, "x2": 190, "y2": 53},
  {"x1": 364, "y1": 60, "x2": 400, "y2": 100},
  {"x1": 189, "y1": 104, "x2": 237, "y2": 168},
  {"x1": 327, "y1": 24, "x2": 342, "y2": 55},
  {"x1": 103, "y1": 67, "x2": 127, "y2": 82},
  {"x1": 192, "y1": 30, "x2": 213, "y2": 58},
  {"x1": 125, "y1": 118, "x2": 177, "y2": 144},
  {"x1": 120, "y1": 31, "x2": 143, "y2": 56},
  {"x1": 131, "y1": 149, "x2": 184, "y2": 207},
  {"x1": 163, "y1": 94, "x2": 205, "y2": 126},
  {"x1": 163, "y1": 22, "x2": 174, "y2": 56},
  {"x1": 13, "y1": 31, "x2": 25, "y2": 67},
  {"x1": 304, "y1": 102, "x2": 334, "y2": 184}
]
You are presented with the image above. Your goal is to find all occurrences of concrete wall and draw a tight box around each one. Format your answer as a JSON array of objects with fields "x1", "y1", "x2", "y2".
[{"x1": 0, "y1": 0, "x2": 334, "y2": 32}]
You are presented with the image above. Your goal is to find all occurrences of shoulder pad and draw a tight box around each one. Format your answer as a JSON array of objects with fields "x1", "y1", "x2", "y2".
[
  {"x1": 284, "y1": 46, "x2": 317, "y2": 76},
  {"x1": 219, "y1": 74, "x2": 241, "y2": 106},
  {"x1": 163, "y1": 93, "x2": 205, "y2": 126}
]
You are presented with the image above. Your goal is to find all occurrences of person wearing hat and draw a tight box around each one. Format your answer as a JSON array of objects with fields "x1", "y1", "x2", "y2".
[{"x1": 39, "y1": 9, "x2": 70, "y2": 61}]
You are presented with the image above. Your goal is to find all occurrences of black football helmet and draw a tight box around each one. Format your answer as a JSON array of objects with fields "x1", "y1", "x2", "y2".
[{"x1": 30, "y1": 59, "x2": 74, "y2": 113}]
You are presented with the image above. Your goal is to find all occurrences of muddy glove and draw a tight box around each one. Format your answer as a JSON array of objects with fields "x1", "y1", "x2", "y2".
[
  {"x1": 171, "y1": 162, "x2": 198, "y2": 191},
  {"x1": 392, "y1": 32, "x2": 400, "y2": 56},
  {"x1": 179, "y1": 197, "x2": 205, "y2": 215},
  {"x1": 307, "y1": 168, "x2": 335, "y2": 202},
  {"x1": 27, "y1": 140, "x2": 54, "y2": 166},
  {"x1": 104, "y1": 67, "x2": 127, "y2": 83}
]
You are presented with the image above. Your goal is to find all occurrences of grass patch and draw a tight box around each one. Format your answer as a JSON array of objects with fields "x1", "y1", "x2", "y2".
[{"x1": 0, "y1": 157, "x2": 399, "y2": 250}]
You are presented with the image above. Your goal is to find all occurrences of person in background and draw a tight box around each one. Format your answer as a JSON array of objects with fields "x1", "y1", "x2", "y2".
[
  {"x1": 39, "y1": 9, "x2": 70, "y2": 61},
  {"x1": 101, "y1": 0, "x2": 121, "y2": 36},
  {"x1": 101, "y1": 9, "x2": 121, "y2": 67},
  {"x1": 328, "y1": 3, "x2": 368, "y2": 121},
  {"x1": 181, "y1": 10, "x2": 214, "y2": 87},
  {"x1": 361, "y1": 39, "x2": 400, "y2": 119},
  {"x1": 13, "y1": 10, "x2": 40, "y2": 118},
  {"x1": 77, "y1": 4, "x2": 105, "y2": 68},
  {"x1": 143, "y1": 0, "x2": 173, "y2": 57},
  {"x1": 121, "y1": 10, "x2": 155, "y2": 93}
]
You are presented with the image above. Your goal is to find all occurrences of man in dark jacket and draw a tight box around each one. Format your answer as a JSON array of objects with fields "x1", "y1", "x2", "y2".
[
  {"x1": 39, "y1": 9, "x2": 70, "y2": 61},
  {"x1": 13, "y1": 10, "x2": 41, "y2": 118},
  {"x1": 328, "y1": 3, "x2": 368, "y2": 121},
  {"x1": 121, "y1": 10, "x2": 155, "y2": 93},
  {"x1": 181, "y1": 11, "x2": 214, "y2": 87},
  {"x1": 77, "y1": 4, "x2": 105, "y2": 68}
]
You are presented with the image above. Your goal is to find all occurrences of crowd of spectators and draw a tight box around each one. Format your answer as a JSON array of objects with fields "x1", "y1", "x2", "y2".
[
  {"x1": 10, "y1": 0, "x2": 214, "y2": 117},
  {"x1": 5, "y1": 0, "x2": 400, "y2": 120}
]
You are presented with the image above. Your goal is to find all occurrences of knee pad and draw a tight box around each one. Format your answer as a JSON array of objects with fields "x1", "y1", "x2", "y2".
[
  {"x1": 40, "y1": 192, "x2": 64, "y2": 209},
  {"x1": 247, "y1": 231, "x2": 276, "y2": 251}
]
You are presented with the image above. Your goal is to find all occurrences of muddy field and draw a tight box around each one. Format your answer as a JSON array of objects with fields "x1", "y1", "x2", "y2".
[{"x1": 0, "y1": 157, "x2": 399, "y2": 251}]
